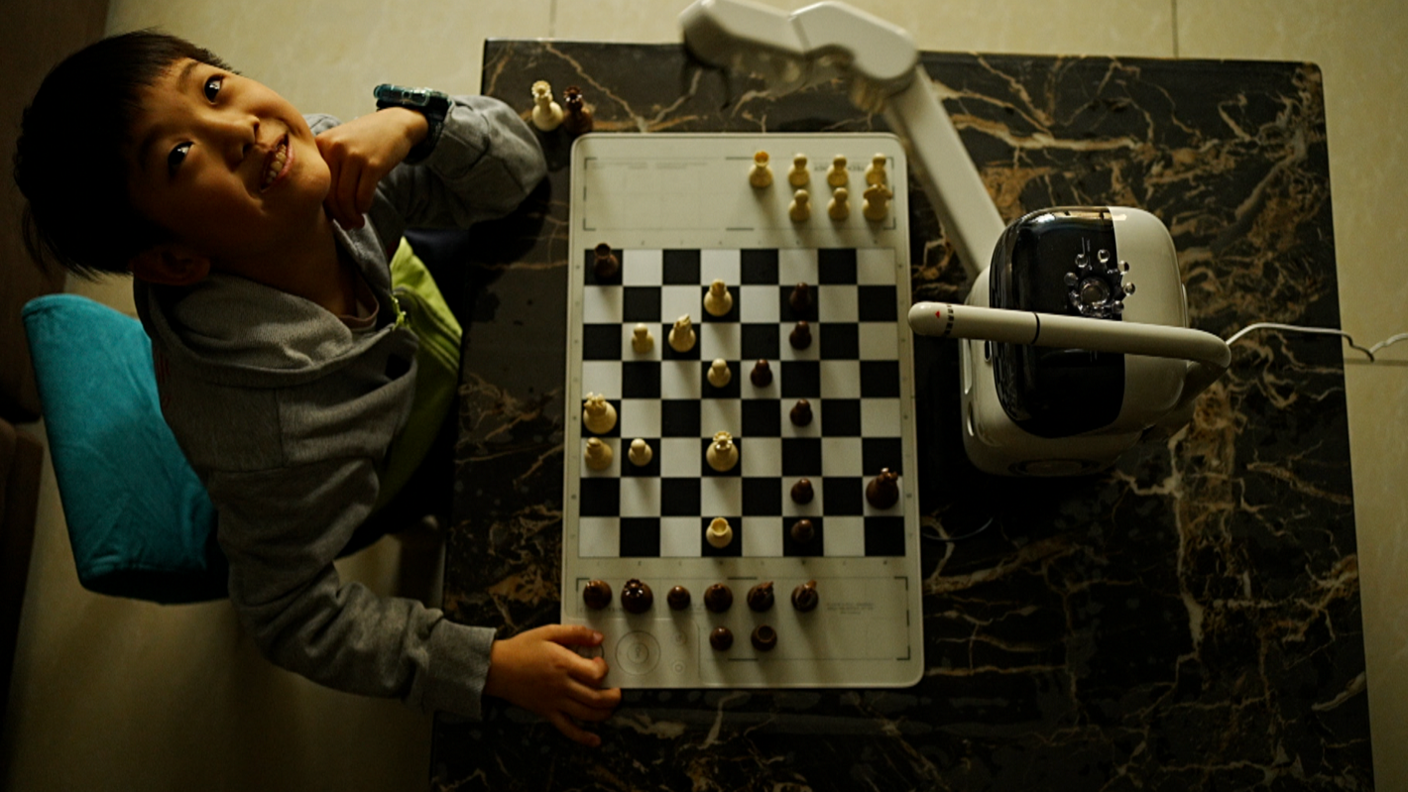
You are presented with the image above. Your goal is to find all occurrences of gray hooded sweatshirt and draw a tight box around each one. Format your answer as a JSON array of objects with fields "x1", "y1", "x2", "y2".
[{"x1": 134, "y1": 95, "x2": 546, "y2": 718}]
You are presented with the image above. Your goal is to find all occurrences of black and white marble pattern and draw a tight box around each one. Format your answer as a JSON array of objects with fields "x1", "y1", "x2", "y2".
[{"x1": 432, "y1": 41, "x2": 1371, "y2": 790}]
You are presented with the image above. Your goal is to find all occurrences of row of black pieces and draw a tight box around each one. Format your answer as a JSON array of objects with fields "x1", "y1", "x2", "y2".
[
  {"x1": 580, "y1": 478, "x2": 899, "y2": 520},
  {"x1": 581, "y1": 285, "x2": 900, "y2": 327},
  {"x1": 588, "y1": 247, "x2": 869, "y2": 286},
  {"x1": 590, "y1": 515, "x2": 907, "y2": 558},
  {"x1": 579, "y1": 435, "x2": 903, "y2": 477},
  {"x1": 579, "y1": 398, "x2": 902, "y2": 443},
  {"x1": 582, "y1": 579, "x2": 820, "y2": 616}
]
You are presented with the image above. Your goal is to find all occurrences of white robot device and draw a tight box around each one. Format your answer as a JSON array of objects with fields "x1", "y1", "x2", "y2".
[{"x1": 681, "y1": 0, "x2": 1231, "y2": 476}]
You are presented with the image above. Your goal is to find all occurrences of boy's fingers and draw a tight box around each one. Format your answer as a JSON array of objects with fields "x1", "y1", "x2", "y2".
[
  {"x1": 567, "y1": 679, "x2": 621, "y2": 710},
  {"x1": 560, "y1": 698, "x2": 614, "y2": 723},
  {"x1": 540, "y1": 624, "x2": 605, "y2": 647},
  {"x1": 548, "y1": 712, "x2": 602, "y2": 748}
]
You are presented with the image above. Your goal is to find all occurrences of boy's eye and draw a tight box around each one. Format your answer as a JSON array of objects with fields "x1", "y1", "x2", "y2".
[
  {"x1": 204, "y1": 75, "x2": 223, "y2": 101},
  {"x1": 167, "y1": 142, "x2": 192, "y2": 175}
]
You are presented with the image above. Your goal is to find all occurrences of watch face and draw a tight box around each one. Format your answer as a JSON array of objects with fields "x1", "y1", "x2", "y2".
[{"x1": 989, "y1": 207, "x2": 1125, "y2": 437}]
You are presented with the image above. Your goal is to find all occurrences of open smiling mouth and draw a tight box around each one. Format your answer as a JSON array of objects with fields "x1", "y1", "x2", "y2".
[{"x1": 261, "y1": 135, "x2": 291, "y2": 191}]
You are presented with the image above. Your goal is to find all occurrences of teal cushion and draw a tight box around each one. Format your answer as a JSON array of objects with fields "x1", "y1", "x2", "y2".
[{"x1": 23, "y1": 294, "x2": 227, "y2": 603}]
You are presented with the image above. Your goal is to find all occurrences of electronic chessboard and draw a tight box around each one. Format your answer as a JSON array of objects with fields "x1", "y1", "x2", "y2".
[{"x1": 562, "y1": 133, "x2": 923, "y2": 688}]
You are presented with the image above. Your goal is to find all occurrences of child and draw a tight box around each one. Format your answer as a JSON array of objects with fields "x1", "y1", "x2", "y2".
[{"x1": 14, "y1": 31, "x2": 621, "y2": 747}]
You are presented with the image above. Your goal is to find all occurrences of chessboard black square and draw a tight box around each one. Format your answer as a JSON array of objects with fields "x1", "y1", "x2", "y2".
[
  {"x1": 741, "y1": 249, "x2": 779, "y2": 283},
  {"x1": 661, "y1": 324, "x2": 701, "y2": 360},
  {"x1": 700, "y1": 436, "x2": 743, "y2": 477},
  {"x1": 858, "y1": 285, "x2": 899, "y2": 321},
  {"x1": 583, "y1": 247, "x2": 621, "y2": 286},
  {"x1": 864, "y1": 517, "x2": 906, "y2": 556},
  {"x1": 779, "y1": 285, "x2": 817, "y2": 322},
  {"x1": 701, "y1": 360, "x2": 741, "y2": 398},
  {"x1": 863, "y1": 437, "x2": 904, "y2": 475},
  {"x1": 660, "y1": 478, "x2": 701, "y2": 516},
  {"x1": 582, "y1": 325, "x2": 622, "y2": 360},
  {"x1": 661, "y1": 400, "x2": 701, "y2": 437},
  {"x1": 582, "y1": 398, "x2": 622, "y2": 437},
  {"x1": 821, "y1": 399, "x2": 862, "y2": 436},
  {"x1": 619, "y1": 517, "x2": 661, "y2": 557},
  {"x1": 782, "y1": 515, "x2": 824, "y2": 557},
  {"x1": 819, "y1": 324, "x2": 860, "y2": 359},
  {"x1": 578, "y1": 478, "x2": 620, "y2": 517},
  {"x1": 700, "y1": 517, "x2": 742, "y2": 557},
  {"x1": 700, "y1": 285, "x2": 739, "y2": 322},
  {"x1": 663, "y1": 250, "x2": 701, "y2": 284},
  {"x1": 780, "y1": 361, "x2": 821, "y2": 398},
  {"x1": 782, "y1": 437, "x2": 822, "y2": 477},
  {"x1": 621, "y1": 362, "x2": 661, "y2": 399},
  {"x1": 623, "y1": 287, "x2": 661, "y2": 323},
  {"x1": 741, "y1": 324, "x2": 780, "y2": 361},
  {"x1": 822, "y1": 476, "x2": 864, "y2": 515},
  {"x1": 817, "y1": 248, "x2": 858, "y2": 284},
  {"x1": 741, "y1": 399, "x2": 782, "y2": 437},
  {"x1": 860, "y1": 361, "x2": 901, "y2": 397},
  {"x1": 742, "y1": 477, "x2": 782, "y2": 515},
  {"x1": 620, "y1": 438, "x2": 661, "y2": 477}
]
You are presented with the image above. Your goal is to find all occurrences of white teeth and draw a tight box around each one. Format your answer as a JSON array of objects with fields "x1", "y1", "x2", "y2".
[{"x1": 263, "y1": 139, "x2": 287, "y2": 189}]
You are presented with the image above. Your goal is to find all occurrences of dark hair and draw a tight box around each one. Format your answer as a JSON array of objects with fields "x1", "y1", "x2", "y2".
[{"x1": 13, "y1": 30, "x2": 234, "y2": 279}]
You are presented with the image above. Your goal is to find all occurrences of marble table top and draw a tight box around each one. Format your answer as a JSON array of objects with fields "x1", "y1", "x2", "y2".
[{"x1": 431, "y1": 40, "x2": 1372, "y2": 791}]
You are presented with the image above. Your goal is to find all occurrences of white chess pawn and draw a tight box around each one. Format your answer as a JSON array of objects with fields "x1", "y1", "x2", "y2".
[
  {"x1": 748, "y1": 150, "x2": 772, "y2": 188},
  {"x1": 828, "y1": 187, "x2": 850, "y2": 221},
  {"x1": 862, "y1": 183, "x2": 893, "y2": 222},
  {"x1": 826, "y1": 154, "x2": 848, "y2": 188},
  {"x1": 706, "y1": 517, "x2": 734, "y2": 549},
  {"x1": 583, "y1": 393, "x2": 618, "y2": 434},
  {"x1": 788, "y1": 153, "x2": 809, "y2": 188},
  {"x1": 668, "y1": 315, "x2": 696, "y2": 353},
  {"x1": 789, "y1": 189, "x2": 811, "y2": 223},
  {"x1": 631, "y1": 323, "x2": 654, "y2": 354},
  {"x1": 530, "y1": 80, "x2": 563, "y2": 131},
  {"x1": 703, "y1": 279, "x2": 733, "y2": 316},
  {"x1": 707, "y1": 359, "x2": 732, "y2": 388},
  {"x1": 584, "y1": 437, "x2": 613, "y2": 471},
  {"x1": 864, "y1": 153, "x2": 887, "y2": 185},
  {"x1": 706, "y1": 430, "x2": 739, "y2": 472},
  {"x1": 627, "y1": 438, "x2": 653, "y2": 466}
]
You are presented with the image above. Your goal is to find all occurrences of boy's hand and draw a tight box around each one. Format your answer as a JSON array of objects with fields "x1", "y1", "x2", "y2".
[
  {"x1": 315, "y1": 108, "x2": 429, "y2": 229},
  {"x1": 483, "y1": 624, "x2": 622, "y2": 747}
]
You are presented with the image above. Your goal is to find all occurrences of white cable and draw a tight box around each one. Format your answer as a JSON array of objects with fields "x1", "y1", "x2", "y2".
[{"x1": 1224, "y1": 322, "x2": 1408, "y2": 362}]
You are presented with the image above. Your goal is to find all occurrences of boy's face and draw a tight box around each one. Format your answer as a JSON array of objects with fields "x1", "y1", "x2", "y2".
[{"x1": 125, "y1": 58, "x2": 331, "y2": 269}]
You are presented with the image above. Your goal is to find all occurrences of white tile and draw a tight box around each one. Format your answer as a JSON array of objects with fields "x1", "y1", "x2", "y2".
[
  {"x1": 823, "y1": 516, "x2": 866, "y2": 557},
  {"x1": 619, "y1": 477, "x2": 661, "y2": 515},
  {"x1": 659, "y1": 438, "x2": 700, "y2": 477},
  {"x1": 701, "y1": 477, "x2": 743, "y2": 516},
  {"x1": 622, "y1": 249, "x2": 663, "y2": 285},
  {"x1": 582, "y1": 286, "x2": 623, "y2": 324},
  {"x1": 817, "y1": 285, "x2": 859, "y2": 322},
  {"x1": 820, "y1": 361, "x2": 862, "y2": 398},
  {"x1": 579, "y1": 517, "x2": 620, "y2": 557},
  {"x1": 660, "y1": 517, "x2": 701, "y2": 557},
  {"x1": 620, "y1": 399, "x2": 661, "y2": 438},
  {"x1": 581, "y1": 362, "x2": 620, "y2": 396},
  {"x1": 822, "y1": 438, "x2": 863, "y2": 476},
  {"x1": 742, "y1": 517, "x2": 784, "y2": 556},
  {"x1": 699, "y1": 249, "x2": 741, "y2": 284}
]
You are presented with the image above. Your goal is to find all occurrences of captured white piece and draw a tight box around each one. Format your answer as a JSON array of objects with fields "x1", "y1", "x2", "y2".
[
  {"x1": 789, "y1": 188, "x2": 811, "y2": 223},
  {"x1": 828, "y1": 186, "x2": 850, "y2": 221},
  {"x1": 788, "y1": 153, "x2": 809, "y2": 187},
  {"x1": 748, "y1": 150, "x2": 772, "y2": 188},
  {"x1": 530, "y1": 80, "x2": 563, "y2": 131}
]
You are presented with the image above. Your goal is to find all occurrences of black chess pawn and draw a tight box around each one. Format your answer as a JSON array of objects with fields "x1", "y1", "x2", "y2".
[
  {"x1": 562, "y1": 85, "x2": 593, "y2": 135},
  {"x1": 710, "y1": 626, "x2": 734, "y2": 651},
  {"x1": 582, "y1": 579, "x2": 612, "y2": 610},
  {"x1": 790, "y1": 478, "x2": 814, "y2": 504},
  {"x1": 789, "y1": 320, "x2": 812, "y2": 350},
  {"x1": 791, "y1": 580, "x2": 819, "y2": 612},
  {"x1": 750, "y1": 625, "x2": 778, "y2": 651},
  {"x1": 620, "y1": 578, "x2": 653, "y2": 613},
  {"x1": 789, "y1": 518, "x2": 815, "y2": 544},
  {"x1": 750, "y1": 359, "x2": 773, "y2": 388},
  {"x1": 593, "y1": 243, "x2": 619, "y2": 280},
  {"x1": 866, "y1": 468, "x2": 900, "y2": 509},
  {"x1": 747, "y1": 581, "x2": 775, "y2": 612},
  {"x1": 789, "y1": 282, "x2": 812, "y2": 314},
  {"x1": 790, "y1": 399, "x2": 813, "y2": 427},
  {"x1": 667, "y1": 585, "x2": 691, "y2": 610},
  {"x1": 704, "y1": 582, "x2": 733, "y2": 613}
]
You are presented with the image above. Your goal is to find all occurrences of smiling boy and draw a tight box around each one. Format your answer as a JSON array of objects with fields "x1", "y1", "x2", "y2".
[{"x1": 15, "y1": 31, "x2": 621, "y2": 746}]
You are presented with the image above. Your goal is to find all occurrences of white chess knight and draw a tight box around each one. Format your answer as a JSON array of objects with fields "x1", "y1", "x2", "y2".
[
  {"x1": 863, "y1": 183, "x2": 892, "y2": 221},
  {"x1": 668, "y1": 314, "x2": 696, "y2": 352},
  {"x1": 706, "y1": 430, "x2": 738, "y2": 472},
  {"x1": 530, "y1": 80, "x2": 563, "y2": 131},
  {"x1": 703, "y1": 279, "x2": 733, "y2": 316},
  {"x1": 582, "y1": 393, "x2": 617, "y2": 434},
  {"x1": 706, "y1": 516, "x2": 734, "y2": 548}
]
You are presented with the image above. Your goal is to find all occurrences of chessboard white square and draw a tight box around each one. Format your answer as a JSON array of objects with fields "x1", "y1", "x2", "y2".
[
  {"x1": 858, "y1": 322, "x2": 899, "y2": 360},
  {"x1": 660, "y1": 517, "x2": 700, "y2": 557},
  {"x1": 823, "y1": 516, "x2": 865, "y2": 557},
  {"x1": 581, "y1": 286, "x2": 623, "y2": 324},
  {"x1": 659, "y1": 438, "x2": 701, "y2": 477},
  {"x1": 701, "y1": 477, "x2": 742, "y2": 516},
  {"x1": 620, "y1": 399, "x2": 661, "y2": 439},
  {"x1": 700, "y1": 249, "x2": 741, "y2": 285},
  {"x1": 742, "y1": 517, "x2": 783, "y2": 557},
  {"x1": 700, "y1": 400, "x2": 743, "y2": 438},
  {"x1": 817, "y1": 286, "x2": 858, "y2": 323},
  {"x1": 578, "y1": 517, "x2": 620, "y2": 558},
  {"x1": 740, "y1": 437, "x2": 781, "y2": 476},
  {"x1": 778, "y1": 248, "x2": 816, "y2": 285},
  {"x1": 739, "y1": 286, "x2": 779, "y2": 323},
  {"x1": 860, "y1": 398, "x2": 902, "y2": 436},
  {"x1": 622, "y1": 249, "x2": 663, "y2": 286},
  {"x1": 581, "y1": 362, "x2": 621, "y2": 398},
  {"x1": 619, "y1": 477, "x2": 661, "y2": 516},
  {"x1": 698, "y1": 323, "x2": 740, "y2": 361},
  {"x1": 620, "y1": 325, "x2": 661, "y2": 361},
  {"x1": 822, "y1": 437, "x2": 863, "y2": 476},
  {"x1": 819, "y1": 361, "x2": 861, "y2": 398},
  {"x1": 857, "y1": 248, "x2": 898, "y2": 285},
  {"x1": 661, "y1": 286, "x2": 701, "y2": 326},
  {"x1": 782, "y1": 477, "x2": 822, "y2": 517},
  {"x1": 660, "y1": 360, "x2": 701, "y2": 399}
]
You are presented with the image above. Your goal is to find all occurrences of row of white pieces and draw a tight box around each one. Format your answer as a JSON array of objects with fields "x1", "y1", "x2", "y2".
[
  {"x1": 581, "y1": 358, "x2": 901, "y2": 400},
  {"x1": 580, "y1": 432, "x2": 904, "y2": 477},
  {"x1": 578, "y1": 515, "x2": 887, "y2": 558},
  {"x1": 581, "y1": 325, "x2": 901, "y2": 365},
  {"x1": 583, "y1": 248, "x2": 899, "y2": 289}
]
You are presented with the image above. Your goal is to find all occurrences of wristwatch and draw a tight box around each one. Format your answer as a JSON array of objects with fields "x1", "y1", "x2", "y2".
[{"x1": 373, "y1": 83, "x2": 450, "y2": 164}]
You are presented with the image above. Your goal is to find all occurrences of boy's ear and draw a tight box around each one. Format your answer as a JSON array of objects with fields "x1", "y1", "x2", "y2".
[{"x1": 128, "y1": 244, "x2": 212, "y2": 286}]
